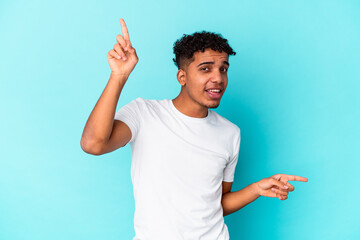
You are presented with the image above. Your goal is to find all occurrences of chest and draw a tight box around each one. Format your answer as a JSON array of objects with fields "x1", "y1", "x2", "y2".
[{"x1": 139, "y1": 118, "x2": 231, "y2": 184}]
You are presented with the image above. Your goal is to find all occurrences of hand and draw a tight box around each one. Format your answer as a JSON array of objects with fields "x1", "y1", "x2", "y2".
[
  {"x1": 107, "y1": 18, "x2": 138, "y2": 78},
  {"x1": 254, "y1": 174, "x2": 308, "y2": 200}
]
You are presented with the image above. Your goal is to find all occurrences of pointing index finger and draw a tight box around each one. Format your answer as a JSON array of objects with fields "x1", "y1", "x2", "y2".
[
  {"x1": 120, "y1": 18, "x2": 131, "y2": 45},
  {"x1": 287, "y1": 175, "x2": 308, "y2": 182}
]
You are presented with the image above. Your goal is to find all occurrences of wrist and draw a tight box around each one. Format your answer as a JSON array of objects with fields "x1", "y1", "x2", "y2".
[
  {"x1": 110, "y1": 71, "x2": 129, "y2": 82},
  {"x1": 249, "y1": 182, "x2": 261, "y2": 198}
]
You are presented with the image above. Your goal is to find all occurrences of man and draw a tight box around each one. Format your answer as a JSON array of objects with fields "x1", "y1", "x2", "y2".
[{"x1": 80, "y1": 18, "x2": 308, "y2": 240}]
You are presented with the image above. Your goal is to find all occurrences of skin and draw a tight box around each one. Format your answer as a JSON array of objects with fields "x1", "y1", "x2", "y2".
[
  {"x1": 81, "y1": 18, "x2": 308, "y2": 217},
  {"x1": 172, "y1": 48, "x2": 229, "y2": 118}
]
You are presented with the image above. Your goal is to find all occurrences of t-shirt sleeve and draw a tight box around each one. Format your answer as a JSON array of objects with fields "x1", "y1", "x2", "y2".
[
  {"x1": 223, "y1": 127, "x2": 241, "y2": 182},
  {"x1": 114, "y1": 97, "x2": 143, "y2": 144}
]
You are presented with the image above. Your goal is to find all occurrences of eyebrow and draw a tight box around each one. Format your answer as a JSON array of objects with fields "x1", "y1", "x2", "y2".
[{"x1": 197, "y1": 61, "x2": 230, "y2": 67}]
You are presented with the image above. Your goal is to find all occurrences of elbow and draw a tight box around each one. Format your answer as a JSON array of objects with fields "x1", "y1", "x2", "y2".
[{"x1": 80, "y1": 138, "x2": 104, "y2": 155}]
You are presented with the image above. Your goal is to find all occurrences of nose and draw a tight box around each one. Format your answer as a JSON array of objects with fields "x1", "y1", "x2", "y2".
[{"x1": 211, "y1": 69, "x2": 223, "y2": 83}]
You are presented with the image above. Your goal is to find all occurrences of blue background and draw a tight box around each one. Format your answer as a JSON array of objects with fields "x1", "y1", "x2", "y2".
[{"x1": 1, "y1": 0, "x2": 359, "y2": 239}]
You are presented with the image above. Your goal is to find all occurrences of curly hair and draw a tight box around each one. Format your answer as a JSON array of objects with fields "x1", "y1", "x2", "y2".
[{"x1": 172, "y1": 31, "x2": 236, "y2": 70}]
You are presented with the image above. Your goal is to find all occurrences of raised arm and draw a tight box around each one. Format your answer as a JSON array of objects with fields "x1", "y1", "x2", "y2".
[{"x1": 80, "y1": 18, "x2": 138, "y2": 155}]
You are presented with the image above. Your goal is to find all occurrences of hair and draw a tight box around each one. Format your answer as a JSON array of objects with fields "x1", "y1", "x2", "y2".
[{"x1": 172, "y1": 31, "x2": 236, "y2": 70}]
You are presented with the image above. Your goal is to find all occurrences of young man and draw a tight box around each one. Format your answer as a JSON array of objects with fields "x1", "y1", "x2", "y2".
[{"x1": 80, "y1": 18, "x2": 308, "y2": 240}]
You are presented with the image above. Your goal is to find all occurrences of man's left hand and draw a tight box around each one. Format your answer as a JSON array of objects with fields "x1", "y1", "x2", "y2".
[{"x1": 254, "y1": 174, "x2": 308, "y2": 200}]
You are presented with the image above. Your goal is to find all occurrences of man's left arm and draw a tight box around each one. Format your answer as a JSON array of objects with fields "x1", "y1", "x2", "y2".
[{"x1": 221, "y1": 174, "x2": 308, "y2": 216}]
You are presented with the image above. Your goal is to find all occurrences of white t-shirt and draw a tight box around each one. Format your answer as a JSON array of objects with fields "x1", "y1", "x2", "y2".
[{"x1": 115, "y1": 97, "x2": 241, "y2": 240}]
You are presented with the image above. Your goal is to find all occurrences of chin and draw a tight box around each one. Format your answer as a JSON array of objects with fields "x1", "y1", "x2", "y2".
[{"x1": 204, "y1": 101, "x2": 221, "y2": 109}]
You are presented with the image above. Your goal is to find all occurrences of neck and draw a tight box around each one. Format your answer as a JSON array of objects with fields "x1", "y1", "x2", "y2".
[{"x1": 172, "y1": 92, "x2": 208, "y2": 118}]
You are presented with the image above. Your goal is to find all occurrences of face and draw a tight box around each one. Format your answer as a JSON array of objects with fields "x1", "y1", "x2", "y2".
[{"x1": 178, "y1": 48, "x2": 229, "y2": 109}]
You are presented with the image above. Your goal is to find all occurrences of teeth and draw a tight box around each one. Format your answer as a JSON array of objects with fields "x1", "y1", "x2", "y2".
[{"x1": 207, "y1": 89, "x2": 220, "y2": 93}]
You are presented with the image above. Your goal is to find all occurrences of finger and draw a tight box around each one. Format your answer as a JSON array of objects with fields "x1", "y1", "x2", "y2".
[
  {"x1": 120, "y1": 18, "x2": 131, "y2": 46},
  {"x1": 271, "y1": 187, "x2": 289, "y2": 196},
  {"x1": 126, "y1": 44, "x2": 136, "y2": 53},
  {"x1": 286, "y1": 182, "x2": 295, "y2": 191},
  {"x1": 279, "y1": 195, "x2": 288, "y2": 200},
  {"x1": 273, "y1": 181, "x2": 294, "y2": 192},
  {"x1": 108, "y1": 49, "x2": 121, "y2": 60},
  {"x1": 114, "y1": 43, "x2": 126, "y2": 60},
  {"x1": 116, "y1": 34, "x2": 128, "y2": 51},
  {"x1": 281, "y1": 179, "x2": 294, "y2": 191},
  {"x1": 286, "y1": 175, "x2": 308, "y2": 182},
  {"x1": 270, "y1": 191, "x2": 288, "y2": 200},
  {"x1": 274, "y1": 192, "x2": 288, "y2": 200},
  {"x1": 270, "y1": 178, "x2": 289, "y2": 190},
  {"x1": 272, "y1": 174, "x2": 308, "y2": 183}
]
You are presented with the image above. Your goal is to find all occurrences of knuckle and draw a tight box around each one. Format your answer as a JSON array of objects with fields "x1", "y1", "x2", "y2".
[
  {"x1": 114, "y1": 45, "x2": 123, "y2": 53},
  {"x1": 117, "y1": 35, "x2": 124, "y2": 43}
]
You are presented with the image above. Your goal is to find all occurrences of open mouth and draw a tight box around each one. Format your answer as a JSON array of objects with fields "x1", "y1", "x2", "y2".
[{"x1": 205, "y1": 88, "x2": 222, "y2": 99}]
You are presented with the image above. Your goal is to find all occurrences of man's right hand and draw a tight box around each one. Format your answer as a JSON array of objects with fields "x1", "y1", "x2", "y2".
[{"x1": 107, "y1": 18, "x2": 138, "y2": 78}]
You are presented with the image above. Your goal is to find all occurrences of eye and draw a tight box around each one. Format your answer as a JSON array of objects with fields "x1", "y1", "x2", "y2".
[
  {"x1": 200, "y1": 67, "x2": 209, "y2": 71},
  {"x1": 220, "y1": 67, "x2": 228, "y2": 72}
]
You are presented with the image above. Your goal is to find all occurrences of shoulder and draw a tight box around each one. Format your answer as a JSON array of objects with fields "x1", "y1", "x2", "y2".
[
  {"x1": 132, "y1": 97, "x2": 167, "y2": 107},
  {"x1": 126, "y1": 97, "x2": 169, "y2": 112},
  {"x1": 127, "y1": 97, "x2": 156, "y2": 106},
  {"x1": 210, "y1": 110, "x2": 241, "y2": 158},
  {"x1": 210, "y1": 110, "x2": 241, "y2": 136}
]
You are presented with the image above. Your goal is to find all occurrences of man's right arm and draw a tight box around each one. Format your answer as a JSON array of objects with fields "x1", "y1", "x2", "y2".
[
  {"x1": 80, "y1": 73, "x2": 131, "y2": 155},
  {"x1": 80, "y1": 18, "x2": 138, "y2": 155}
]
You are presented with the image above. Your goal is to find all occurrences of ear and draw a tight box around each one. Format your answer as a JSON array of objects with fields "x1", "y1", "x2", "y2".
[{"x1": 176, "y1": 69, "x2": 186, "y2": 86}]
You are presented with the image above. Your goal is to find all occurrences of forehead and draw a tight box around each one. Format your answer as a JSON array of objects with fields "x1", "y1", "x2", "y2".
[{"x1": 192, "y1": 48, "x2": 228, "y2": 63}]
